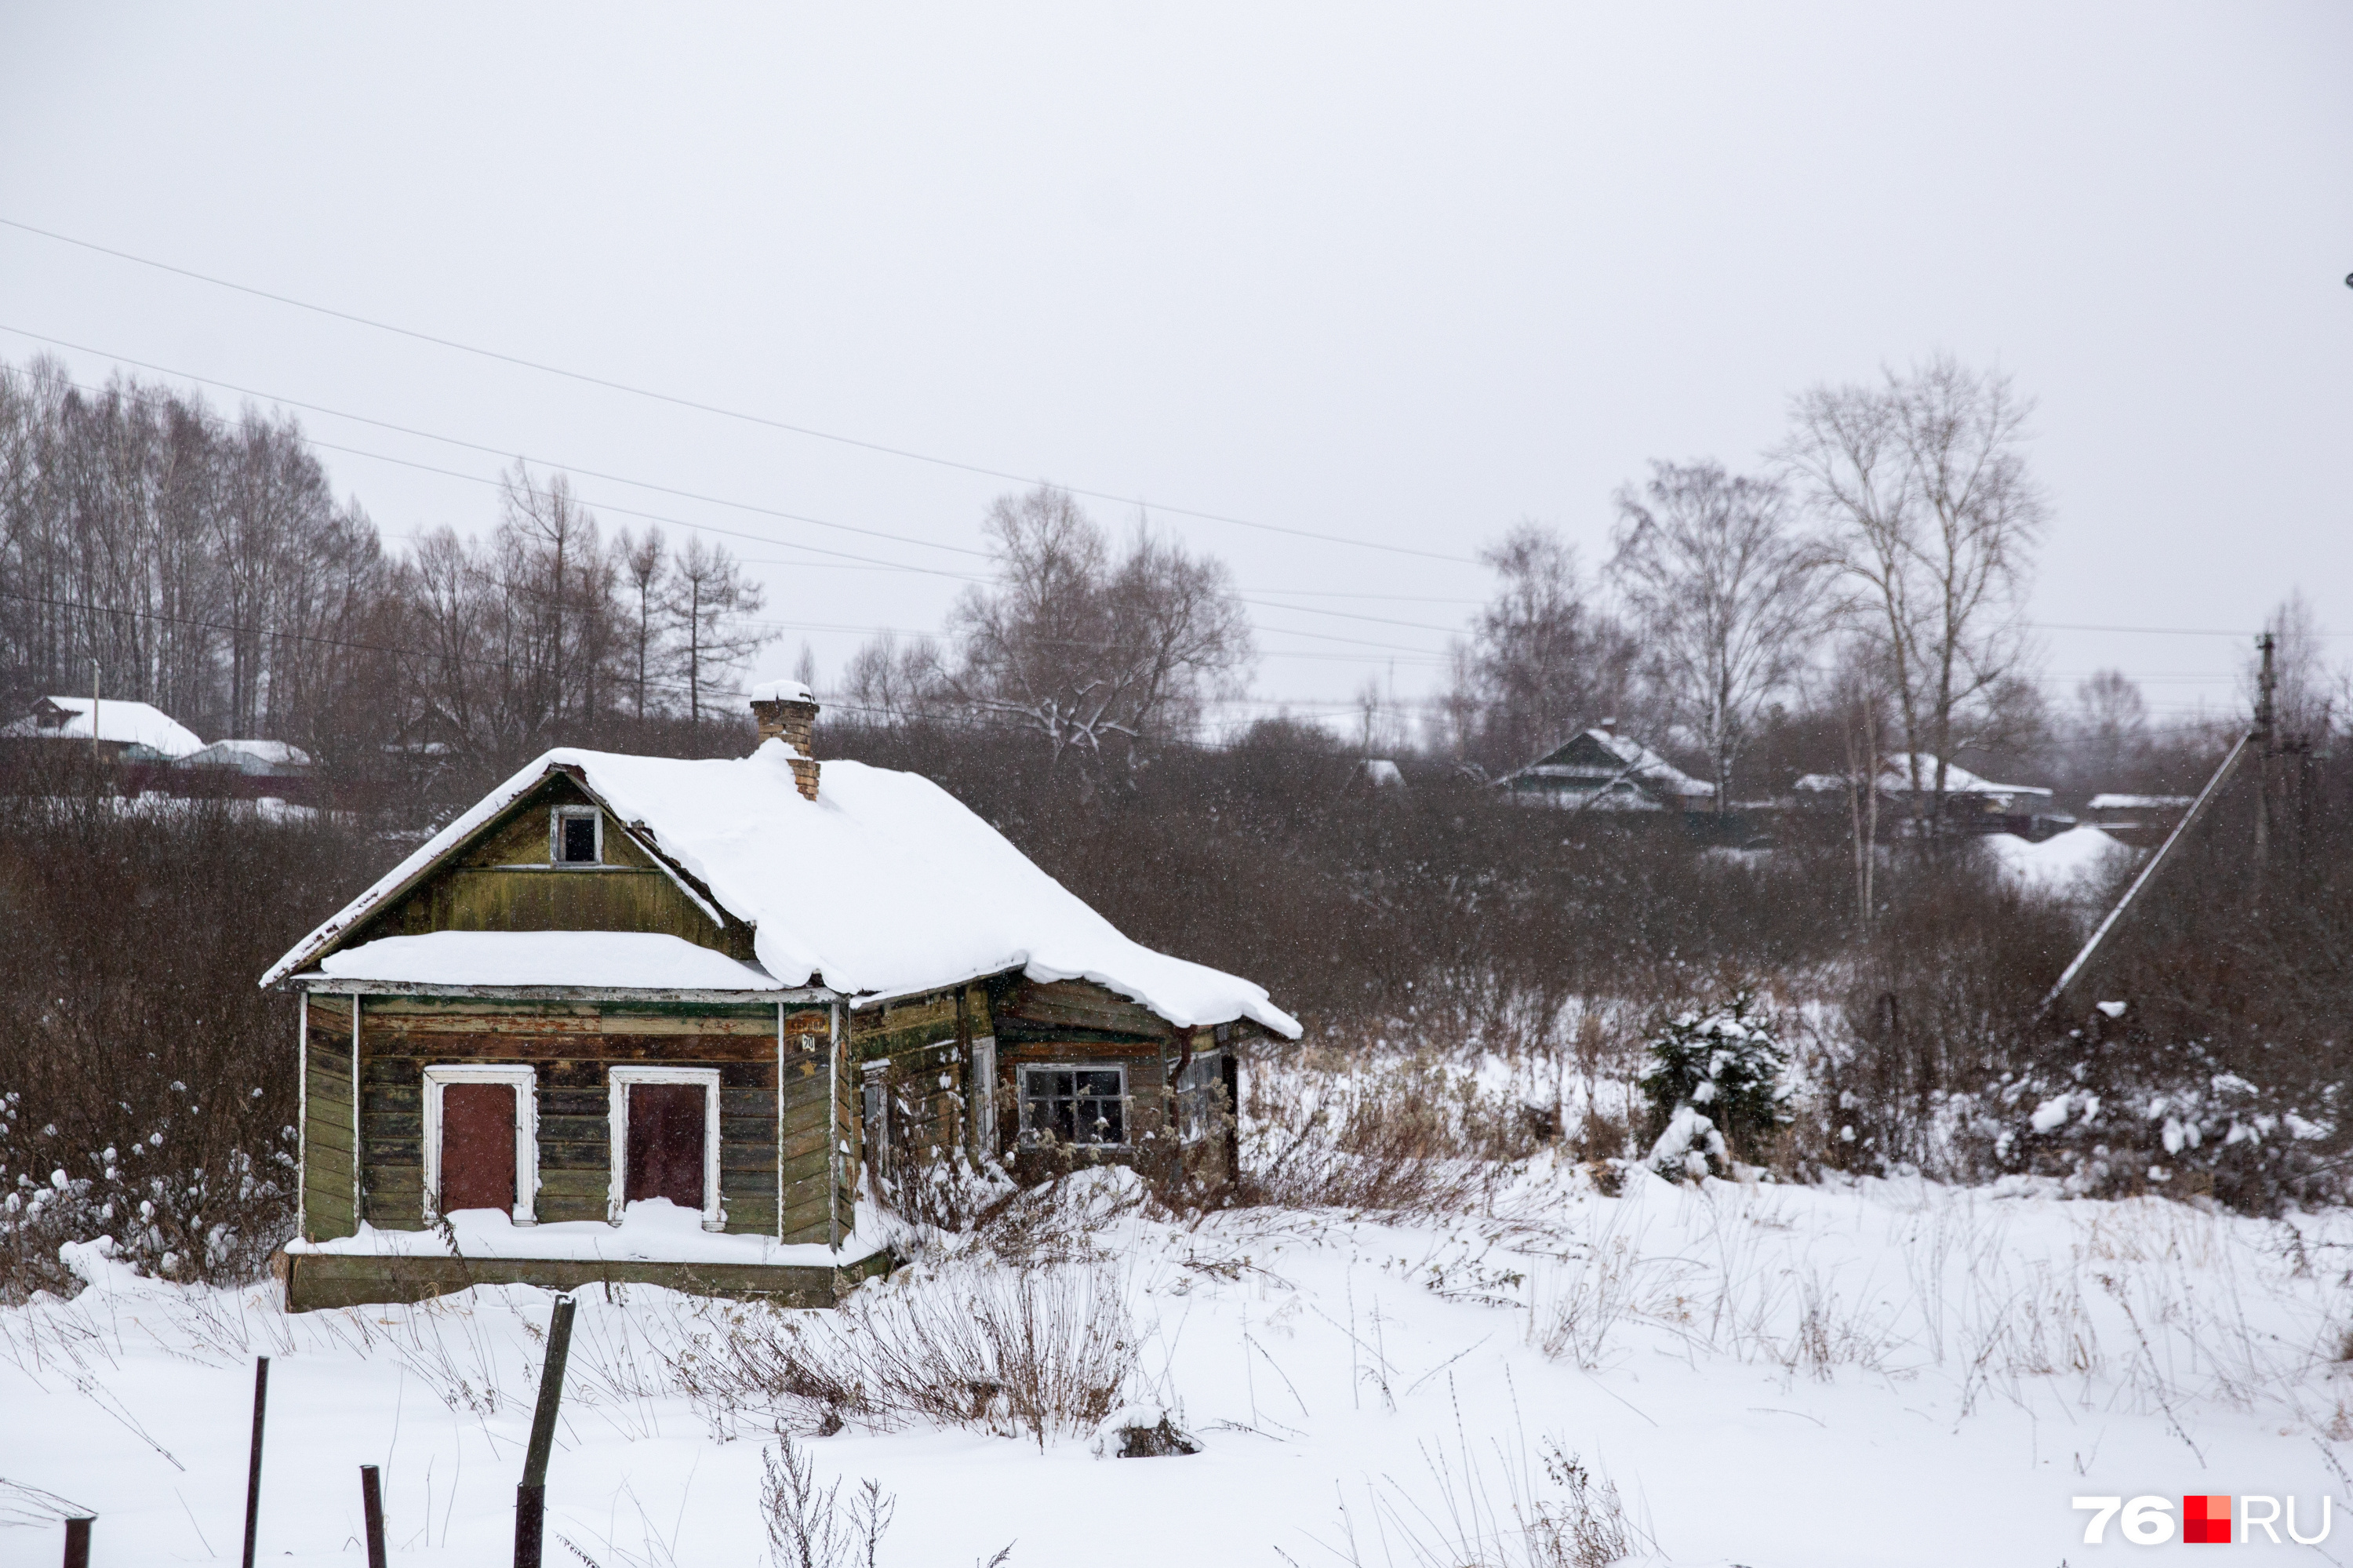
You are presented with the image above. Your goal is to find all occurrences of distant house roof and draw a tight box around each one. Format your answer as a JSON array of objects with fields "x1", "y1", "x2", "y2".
[
  {"x1": 1877, "y1": 754, "x2": 2051, "y2": 802},
  {"x1": 262, "y1": 742, "x2": 1300, "y2": 1038},
  {"x1": 1358, "y1": 759, "x2": 1406, "y2": 788},
  {"x1": 1, "y1": 696, "x2": 205, "y2": 758},
  {"x1": 180, "y1": 739, "x2": 314, "y2": 773},
  {"x1": 1500, "y1": 728, "x2": 1715, "y2": 810},
  {"x1": 2086, "y1": 793, "x2": 2194, "y2": 811}
]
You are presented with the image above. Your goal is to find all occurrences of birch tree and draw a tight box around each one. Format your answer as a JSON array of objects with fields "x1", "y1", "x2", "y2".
[
  {"x1": 1779, "y1": 355, "x2": 2046, "y2": 835},
  {"x1": 1608, "y1": 460, "x2": 1823, "y2": 809},
  {"x1": 943, "y1": 485, "x2": 1252, "y2": 773}
]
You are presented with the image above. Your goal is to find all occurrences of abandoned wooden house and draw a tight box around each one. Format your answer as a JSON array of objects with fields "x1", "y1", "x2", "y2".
[
  {"x1": 1497, "y1": 726, "x2": 1716, "y2": 813},
  {"x1": 262, "y1": 682, "x2": 1299, "y2": 1311}
]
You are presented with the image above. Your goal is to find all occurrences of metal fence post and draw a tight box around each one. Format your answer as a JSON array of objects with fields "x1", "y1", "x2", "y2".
[
  {"x1": 242, "y1": 1356, "x2": 270, "y2": 1568},
  {"x1": 359, "y1": 1464, "x2": 387, "y2": 1568}
]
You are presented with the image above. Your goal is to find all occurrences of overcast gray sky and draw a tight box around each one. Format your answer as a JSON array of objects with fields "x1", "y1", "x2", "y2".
[{"x1": 3, "y1": 4, "x2": 2348, "y2": 731}]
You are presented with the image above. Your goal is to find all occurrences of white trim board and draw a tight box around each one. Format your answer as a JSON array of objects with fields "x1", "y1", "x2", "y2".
[
  {"x1": 607, "y1": 1065, "x2": 725, "y2": 1231},
  {"x1": 421, "y1": 1064, "x2": 540, "y2": 1226}
]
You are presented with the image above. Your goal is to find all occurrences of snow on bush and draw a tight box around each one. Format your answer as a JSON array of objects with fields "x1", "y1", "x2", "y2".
[
  {"x1": 1636, "y1": 990, "x2": 1788, "y2": 1181},
  {"x1": 1958, "y1": 1011, "x2": 2345, "y2": 1213}
]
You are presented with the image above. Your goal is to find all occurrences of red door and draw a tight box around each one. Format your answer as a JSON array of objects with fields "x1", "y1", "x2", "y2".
[
  {"x1": 627, "y1": 1083, "x2": 707, "y2": 1211},
  {"x1": 439, "y1": 1082, "x2": 516, "y2": 1215}
]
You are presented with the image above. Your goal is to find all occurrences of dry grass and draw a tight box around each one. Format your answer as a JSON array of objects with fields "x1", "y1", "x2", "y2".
[
  {"x1": 666, "y1": 1264, "x2": 1140, "y2": 1450},
  {"x1": 1237, "y1": 1040, "x2": 1552, "y2": 1217},
  {"x1": 1305, "y1": 1404, "x2": 1643, "y2": 1568}
]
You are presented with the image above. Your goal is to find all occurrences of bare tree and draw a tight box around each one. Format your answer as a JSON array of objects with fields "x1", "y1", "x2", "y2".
[
  {"x1": 2071, "y1": 668, "x2": 2149, "y2": 786},
  {"x1": 1453, "y1": 522, "x2": 1639, "y2": 773},
  {"x1": 664, "y1": 533, "x2": 772, "y2": 723},
  {"x1": 618, "y1": 525, "x2": 667, "y2": 720},
  {"x1": 1780, "y1": 355, "x2": 2047, "y2": 835},
  {"x1": 942, "y1": 486, "x2": 1252, "y2": 773},
  {"x1": 842, "y1": 631, "x2": 943, "y2": 727},
  {"x1": 1608, "y1": 460, "x2": 1824, "y2": 809}
]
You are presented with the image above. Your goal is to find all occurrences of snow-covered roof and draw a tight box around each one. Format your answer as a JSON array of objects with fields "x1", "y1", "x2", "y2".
[
  {"x1": 1358, "y1": 759, "x2": 1405, "y2": 788},
  {"x1": 2, "y1": 697, "x2": 205, "y2": 757},
  {"x1": 1507, "y1": 729, "x2": 1715, "y2": 800},
  {"x1": 1878, "y1": 754, "x2": 2050, "y2": 801},
  {"x1": 1791, "y1": 773, "x2": 1849, "y2": 794},
  {"x1": 180, "y1": 738, "x2": 313, "y2": 769},
  {"x1": 264, "y1": 741, "x2": 1300, "y2": 1037},
  {"x1": 2086, "y1": 793, "x2": 2194, "y2": 811},
  {"x1": 1982, "y1": 826, "x2": 2135, "y2": 893},
  {"x1": 318, "y1": 931, "x2": 781, "y2": 991}
]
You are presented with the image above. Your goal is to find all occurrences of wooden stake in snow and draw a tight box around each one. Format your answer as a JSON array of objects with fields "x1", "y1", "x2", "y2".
[
  {"x1": 514, "y1": 1294, "x2": 577, "y2": 1568},
  {"x1": 241, "y1": 1356, "x2": 269, "y2": 1568},
  {"x1": 359, "y1": 1465, "x2": 387, "y2": 1568}
]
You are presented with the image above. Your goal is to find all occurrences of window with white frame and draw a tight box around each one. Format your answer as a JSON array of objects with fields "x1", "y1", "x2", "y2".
[
  {"x1": 1018, "y1": 1064, "x2": 1127, "y2": 1147},
  {"x1": 551, "y1": 805, "x2": 602, "y2": 865},
  {"x1": 607, "y1": 1065, "x2": 724, "y2": 1230},
  {"x1": 423, "y1": 1064, "x2": 538, "y2": 1225}
]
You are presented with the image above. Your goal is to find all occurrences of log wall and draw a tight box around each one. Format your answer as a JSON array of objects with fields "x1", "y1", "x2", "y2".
[{"x1": 336, "y1": 996, "x2": 841, "y2": 1244}]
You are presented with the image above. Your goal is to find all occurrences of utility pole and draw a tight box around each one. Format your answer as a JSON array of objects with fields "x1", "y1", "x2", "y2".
[{"x1": 2253, "y1": 631, "x2": 2276, "y2": 867}]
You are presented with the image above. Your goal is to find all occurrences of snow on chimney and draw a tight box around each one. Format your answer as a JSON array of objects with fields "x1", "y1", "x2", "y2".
[{"x1": 748, "y1": 679, "x2": 821, "y2": 801}]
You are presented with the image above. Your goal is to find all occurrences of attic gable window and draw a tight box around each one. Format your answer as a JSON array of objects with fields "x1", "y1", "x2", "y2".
[{"x1": 551, "y1": 806, "x2": 602, "y2": 865}]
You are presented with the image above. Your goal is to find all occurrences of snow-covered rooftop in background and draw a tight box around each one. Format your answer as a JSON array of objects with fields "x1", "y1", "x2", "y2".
[
  {"x1": 1507, "y1": 728, "x2": 1715, "y2": 802},
  {"x1": 1878, "y1": 753, "x2": 2050, "y2": 799},
  {"x1": 1982, "y1": 824, "x2": 2135, "y2": 893},
  {"x1": 2087, "y1": 792, "x2": 2195, "y2": 811},
  {"x1": 181, "y1": 738, "x2": 312, "y2": 769},
  {"x1": 2, "y1": 695, "x2": 204, "y2": 757},
  {"x1": 316, "y1": 931, "x2": 784, "y2": 991},
  {"x1": 266, "y1": 741, "x2": 1300, "y2": 1037}
]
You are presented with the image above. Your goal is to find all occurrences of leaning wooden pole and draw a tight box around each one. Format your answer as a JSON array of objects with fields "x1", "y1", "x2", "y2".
[
  {"x1": 2041, "y1": 729, "x2": 2253, "y2": 1016},
  {"x1": 514, "y1": 1294, "x2": 577, "y2": 1568},
  {"x1": 241, "y1": 1355, "x2": 270, "y2": 1568}
]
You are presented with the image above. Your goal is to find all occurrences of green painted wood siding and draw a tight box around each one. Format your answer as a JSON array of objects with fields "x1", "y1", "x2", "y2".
[{"x1": 302, "y1": 995, "x2": 358, "y2": 1241}]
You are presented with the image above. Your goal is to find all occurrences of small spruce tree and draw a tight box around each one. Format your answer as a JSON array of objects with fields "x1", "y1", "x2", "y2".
[{"x1": 1638, "y1": 988, "x2": 1789, "y2": 1180}]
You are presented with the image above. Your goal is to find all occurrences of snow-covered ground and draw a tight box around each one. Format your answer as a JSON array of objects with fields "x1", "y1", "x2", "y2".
[{"x1": 5, "y1": 1162, "x2": 2347, "y2": 1566}]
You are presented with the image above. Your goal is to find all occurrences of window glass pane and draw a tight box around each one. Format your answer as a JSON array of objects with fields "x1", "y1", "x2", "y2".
[
  {"x1": 1077, "y1": 1069, "x2": 1121, "y2": 1097},
  {"x1": 561, "y1": 814, "x2": 598, "y2": 863}
]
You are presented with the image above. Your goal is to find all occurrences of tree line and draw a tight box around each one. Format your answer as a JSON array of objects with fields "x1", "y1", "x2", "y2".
[{"x1": 0, "y1": 357, "x2": 783, "y2": 801}]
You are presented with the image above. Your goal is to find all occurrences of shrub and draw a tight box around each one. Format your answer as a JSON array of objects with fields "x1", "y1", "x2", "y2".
[
  {"x1": 1637, "y1": 988, "x2": 1788, "y2": 1180},
  {"x1": 1955, "y1": 1009, "x2": 2349, "y2": 1213}
]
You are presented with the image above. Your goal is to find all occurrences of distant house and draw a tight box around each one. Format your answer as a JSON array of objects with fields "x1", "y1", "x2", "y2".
[
  {"x1": 1, "y1": 695, "x2": 205, "y2": 762},
  {"x1": 262, "y1": 681, "x2": 1297, "y2": 1311},
  {"x1": 1497, "y1": 726, "x2": 1716, "y2": 813},
  {"x1": 1796, "y1": 754, "x2": 2072, "y2": 841},
  {"x1": 2083, "y1": 792, "x2": 2195, "y2": 846},
  {"x1": 1345, "y1": 758, "x2": 1407, "y2": 797},
  {"x1": 176, "y1": 739, "x2": 319, "y2": 802}
]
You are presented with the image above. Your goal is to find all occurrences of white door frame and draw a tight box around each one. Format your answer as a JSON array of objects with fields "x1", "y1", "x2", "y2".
[
  {"x1": 422, "y1": 1064, "x2": 539, "y2": 1226},
  {"x1": 608, "y1": 1065, "x2": 725, "y2": 1230}
]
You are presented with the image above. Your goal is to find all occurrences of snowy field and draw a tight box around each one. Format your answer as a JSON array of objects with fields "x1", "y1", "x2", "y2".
[{"x1": 5, "y1": 1162, "x2": 2348, "y2": 1566}]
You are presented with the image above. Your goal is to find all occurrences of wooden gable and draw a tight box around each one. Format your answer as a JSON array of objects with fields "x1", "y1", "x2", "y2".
[{"x1": 339, "y1": 770, "x2": 758, "y2": 961}]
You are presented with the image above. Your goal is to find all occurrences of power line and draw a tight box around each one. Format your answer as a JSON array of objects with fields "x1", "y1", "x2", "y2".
[
  {"x1": 0, "y1": 322, "x2": 992, "y2": 562},
  {"x1": 0, "y1": 215, "x2": 1481, "y2": 566},
  {"x1": 13, "y1": 330, "x2": 1478, "y2": 646}
]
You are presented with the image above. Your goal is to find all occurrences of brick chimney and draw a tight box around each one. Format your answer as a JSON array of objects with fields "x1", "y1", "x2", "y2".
[{"x1": 747, "y1": 679, "x2": 821, "y2": 801}]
